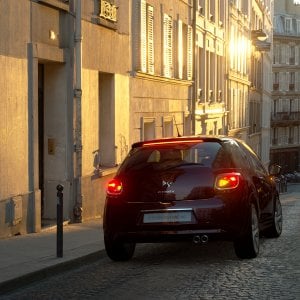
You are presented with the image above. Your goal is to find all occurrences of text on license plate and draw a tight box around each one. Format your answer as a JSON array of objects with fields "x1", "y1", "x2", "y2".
[{"x1": 143, "y1": 211, "x2": 192, "y2": 223}]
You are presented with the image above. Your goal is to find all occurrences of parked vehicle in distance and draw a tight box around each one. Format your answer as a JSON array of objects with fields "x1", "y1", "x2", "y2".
[
  {"x1": 285, "y1": 171, "x2": 300, "y2": 183},
  {"x1": 103, "y1": 136, "x2": 283, "y2": 261}
]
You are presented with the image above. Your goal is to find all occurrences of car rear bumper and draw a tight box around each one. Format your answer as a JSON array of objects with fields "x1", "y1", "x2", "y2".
[
  {"x1": 104, "y1": 196, "x2": 250, "y2": 243},
  {"x1": 111, "y1": 228, "x2": 231, "y2": 243}
]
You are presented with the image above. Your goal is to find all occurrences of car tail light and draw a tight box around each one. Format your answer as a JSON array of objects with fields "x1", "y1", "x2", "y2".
[
  {"x1": 107, "y1": 179, "x2": 123, "y2": 195},
  {"x1": 215, "y1": 173, "x2": 241, "y2": 190}
]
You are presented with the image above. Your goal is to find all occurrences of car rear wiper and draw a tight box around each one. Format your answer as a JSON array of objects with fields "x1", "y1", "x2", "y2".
[{"x1": 159, "y1": 162, "x2": 204, "y2": 170}]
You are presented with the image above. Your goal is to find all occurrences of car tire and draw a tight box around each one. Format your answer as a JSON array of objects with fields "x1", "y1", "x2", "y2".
[
  {"x1": 262, "y1": 196, "x2": 283, "y2": 238},
  {"x1": 234, "y1": 203, "x2": 260, "y2": 259},
  {"x1": 104, "y1": 235, "x2": 136, "y2": 261}
]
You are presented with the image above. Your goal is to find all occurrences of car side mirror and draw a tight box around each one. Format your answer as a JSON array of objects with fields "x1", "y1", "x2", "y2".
[{"x1": 269, "y1": 164, "x2": 281, "y2": 176}]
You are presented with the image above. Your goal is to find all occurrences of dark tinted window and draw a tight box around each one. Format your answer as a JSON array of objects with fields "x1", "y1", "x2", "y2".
[
  {"x1": 221, "y1": 140, "x2": 251, "y2": 170},
  {"x1": 238, "y1": 141, "x2": 267, "y2": 175},
  {"x1": 118, "y1": 141, "x2": 235, "y2": 173}
]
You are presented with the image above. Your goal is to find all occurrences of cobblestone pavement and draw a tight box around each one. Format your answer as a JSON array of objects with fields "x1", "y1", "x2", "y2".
[{"x1": 3, "y1": 185, "x2": 300, "y2": 300}]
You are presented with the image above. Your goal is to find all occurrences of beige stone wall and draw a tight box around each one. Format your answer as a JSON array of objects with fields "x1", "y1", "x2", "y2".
[
  {"x1": 115, "y1": 74, "x2": 130, "y2": 163},
  {"x1": 0, "y1": 56, "x2": 28, "y2": 200},
  {"x1": 82, "y1": 69, "x2": 99, "y2": 177}
]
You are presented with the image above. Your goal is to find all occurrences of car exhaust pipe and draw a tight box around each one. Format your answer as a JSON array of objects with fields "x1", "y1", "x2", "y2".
[
  {"x1": 200, "y1": 234, "x2": 209, "y2": 244},
  {"x1": 192, "y1": 235, "x2": 209, "y2": 244},
  {"x1": 192, "y1": 235, "x2": 201, "y2": 244}
]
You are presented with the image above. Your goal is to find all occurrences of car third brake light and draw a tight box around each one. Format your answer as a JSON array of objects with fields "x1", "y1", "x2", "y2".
[
  {"x1": 215, "y1": 173, "x2": 241, "y2": 190},
  {"x1": 107, "y1": 179, "x2": 123, "y2": 195},
  {"x1": 142, "y1": 140, "x2": 203, "y2": 146}
]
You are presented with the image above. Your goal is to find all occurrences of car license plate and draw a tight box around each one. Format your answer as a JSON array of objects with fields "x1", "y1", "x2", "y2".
[{"x1": 143, "y1": 211, "x2": 192, "y2": 223}]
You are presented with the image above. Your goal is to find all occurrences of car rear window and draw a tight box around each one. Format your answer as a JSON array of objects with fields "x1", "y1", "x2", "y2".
[{"x1": 118, "y1": 141, "x2": 235, "y2": 173}]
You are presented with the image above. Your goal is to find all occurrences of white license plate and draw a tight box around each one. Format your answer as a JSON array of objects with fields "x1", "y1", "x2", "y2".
[{"x1": 143, "y1": 211, "x2": 192, "y2": 223}]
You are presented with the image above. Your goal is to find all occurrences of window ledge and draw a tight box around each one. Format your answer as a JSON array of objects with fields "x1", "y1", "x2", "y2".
[
  {"x1": 98, "y1": 166, "x2": 119, "y2": 177},
  {"x1": 134, "y1": 71, "x2": 192, "y2": 86},
  {"x1": 35, "y1": 0, "x2": 69, "y2": 11}
]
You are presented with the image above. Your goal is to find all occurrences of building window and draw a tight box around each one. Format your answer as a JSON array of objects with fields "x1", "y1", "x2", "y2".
[
  {"x1": 187, "y1": 25, "x2": 193, "y2": 80},
  {"x1": 141, "y1": 117, "x2": 156, "y2": 141},
  {"x1": 99, "y1": 72, "x2": 116, "y2": 167},
  {"x1": 297, "y1": 20, "x2": 300, "y2": 34},
  {"x1": 140, "y1": 1, "x2": 154, "y2": 74},
  {"x1": 197, "y1": 0, "x2": 204, "y2": 15},
  {"x1": 290, "y1": 45, "x2": 296, "y2": 65},
  {"x1": 289, "y1": 72, "x2": 295, "y2": 90},
  {"x1": 177, "y1": 21, "x2": 193, "y2": 80},
  {"x1": 177, "y1": 20, "x2": 183, "y2": 79},
  {"x1": 273, "y1": 72, "x2": 279, "y2": 90},
  {"x1": 163, "y1": 13, "x2": 173, "y2": 78},
  {"x1": 296, "y1": 72, "x2": 300, "y2": 90},
  {"x1": 285, "y1": 18, "x2": 292, "y2": 34},
  {"x1": 273, "y1": 44, "x2": 278, "y2": 64},
  {"x1": 162, "y1": 116, "x2": 173, "y2": 137},
  {"x1": 184, "y1": 114, "x2": 191, "y2": 136}
]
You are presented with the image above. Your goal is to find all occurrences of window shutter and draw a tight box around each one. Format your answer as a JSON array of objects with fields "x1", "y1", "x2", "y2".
[
  {"x1": 178, "y1": 19, "x2": 183, "y2": 79},
  {"x1": 163, "y1": 14, "x2": 173, "y2": 78},
  {"x1": 286, "y1": 72, "x2": 289, "y2": 91},
  {"x1": 275, "y1": 44, "x2": 280, "y2": 64},
  {"x1": 187, "y1": 25, "x2": 193, "y2": 80},
  {"x1": 132, "y1": 0, "x2": 141, "y2": 71},
  {"x1": 295, "y1": 46, "x2": 299, "y2": 65},
  {"x1": 140, "y1": 0, "x2": 147, "y2": 73},
  {"x1": 280, "y1": 45, "x2": 285, "y2": 64},
  {"x1": 279, "y1": 72, "x2": 284, "y2": 91},
  {"x1": 168, "y1": 17, "x2": 173, "y2": 77},
  {"x1": 147, "y1": 5, "x2": 154, "y2": 74},
  {"x1": 295, "y1": 72, "x2": 300, "y2": 91},
  {"x1": 286, "y1": 45, "x2": 289, "y2": 65}
]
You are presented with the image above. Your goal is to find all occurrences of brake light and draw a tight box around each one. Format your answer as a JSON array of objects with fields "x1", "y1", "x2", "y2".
[
  {"x1": 107, "y1": 179, "x2": 123, "y2": 195},
  {"x1": 215, "y1": 173, "x2": 240, "y2": 190},
  {"x1": 142, "y1": 140, "x2": 202, "y2": 146}
]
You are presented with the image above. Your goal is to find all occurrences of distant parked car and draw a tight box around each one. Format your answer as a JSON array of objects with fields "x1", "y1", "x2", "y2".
[
  {"x1": 103, "y1": 136, "x2": 283, "y2": 261},
  {"x1": 285, "y1": 172, "x2": 300, "y2": 183},
  {"x1": 294, "y1": 171, "x2": 300, "y2": 182}
]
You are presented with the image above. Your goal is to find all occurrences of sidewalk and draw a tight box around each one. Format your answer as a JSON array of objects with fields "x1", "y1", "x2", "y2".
[{"x1": 0, "y1": 218, "x2": 105, "y2": 294}]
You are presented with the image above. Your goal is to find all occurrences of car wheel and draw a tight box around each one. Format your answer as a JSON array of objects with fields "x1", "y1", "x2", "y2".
[
  {"x1": 234, "y1": 203, "x2": 259, "y2": 259},
  {"x1": 104, "y1": 235, "x2": 136, "y2": 261},
  {"x1": 262, "y1": 196, "x2": 283, "y2": 238}
]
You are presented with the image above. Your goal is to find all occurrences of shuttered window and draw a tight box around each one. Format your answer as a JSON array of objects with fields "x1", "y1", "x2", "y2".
[
  {"x1": 177, "y1": 21, "x2": 192, "y2": 81},
  {"x1": 177, "y1": 19, "x2": 183, "y2": 79},
  {"x1": 140, "y1": 0, "x2": 154, "y2": 74},
  {"x1": 187, "y1": 25, "x2": 193, "y2": 80},
  {"x1": 163, "y1": 13, "x2": 173, "y2": 78},
  {"x1": 140, "y1": 0, "x2": 147, "y2": 72},
  {"x1": 147, "y1": 5, "x2": 154, "y2": 74}
]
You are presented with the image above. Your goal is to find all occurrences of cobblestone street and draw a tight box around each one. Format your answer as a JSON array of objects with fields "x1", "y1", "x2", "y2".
[{"x1": 4, "y1": 184, "x2": 300, "y2": 300}]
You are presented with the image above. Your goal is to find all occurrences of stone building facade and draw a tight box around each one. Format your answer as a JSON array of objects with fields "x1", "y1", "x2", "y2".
[
  {"x1": 0, "y1": 0, "x2": 193, "y2": 238},
  {"x1": 270, "y1": 0, "x2": 300, "y2": 173},
  {"x1": 193, "y1": 0, "x2": 227, "y2": 136}
]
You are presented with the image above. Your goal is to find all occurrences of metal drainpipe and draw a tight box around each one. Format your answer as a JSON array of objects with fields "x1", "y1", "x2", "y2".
[{"x1": 73, "y1": 0, "x2": 83, "y2": 222}]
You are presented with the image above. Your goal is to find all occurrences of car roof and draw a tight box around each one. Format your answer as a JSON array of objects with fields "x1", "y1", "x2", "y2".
[{"x1": 131, "y1": 135, "x2": 236, "y2": 149}]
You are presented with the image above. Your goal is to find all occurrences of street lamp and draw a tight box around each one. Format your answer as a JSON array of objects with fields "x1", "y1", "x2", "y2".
[
  {"x1": 251, "y1": 29, "x2": 268, "y2": 41},
  {"x1": 251, "y1": 29, "x2": 271, "y2": 52}
]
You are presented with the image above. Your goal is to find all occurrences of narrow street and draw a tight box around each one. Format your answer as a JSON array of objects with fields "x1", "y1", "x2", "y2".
[{"x1": 4, "y1": 184, "x2": 300, "y2": 300}]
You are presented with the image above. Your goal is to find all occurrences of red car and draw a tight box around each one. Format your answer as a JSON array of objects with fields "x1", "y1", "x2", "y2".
[{"x1": 103, "y1": 136, "x2": 283, "y2": 260}]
